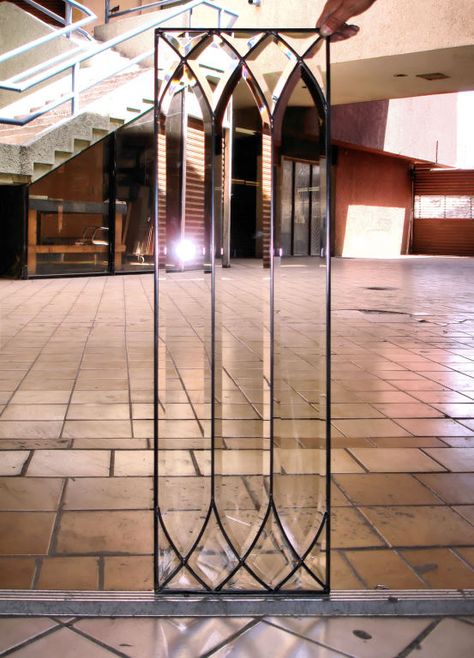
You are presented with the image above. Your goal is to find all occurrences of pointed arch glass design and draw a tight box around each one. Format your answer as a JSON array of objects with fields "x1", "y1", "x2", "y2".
[{"x1": 154, "y1": 29, "x2": 331, "y2": 594}]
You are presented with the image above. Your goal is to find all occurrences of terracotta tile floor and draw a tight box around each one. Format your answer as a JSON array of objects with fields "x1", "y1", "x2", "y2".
[{"x1": 0, "y1": 257, "x2": 474, "y2": 591}]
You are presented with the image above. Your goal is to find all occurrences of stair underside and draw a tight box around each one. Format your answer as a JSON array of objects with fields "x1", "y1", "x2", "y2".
[{"x1": 0, "y1": 68, "x2": 155, "y2": 184}]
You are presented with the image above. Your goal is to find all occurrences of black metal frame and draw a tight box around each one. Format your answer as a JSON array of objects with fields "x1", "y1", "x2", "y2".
[{"x1": 153, "y1": 28, "x2": 331, "y2": 596}]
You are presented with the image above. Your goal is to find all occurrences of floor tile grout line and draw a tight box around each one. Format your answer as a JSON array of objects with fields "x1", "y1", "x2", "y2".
[
  {"x1": 98, "y1": 556, "x2": 105, "y2": 590},
  {"x1": 0, "y1": 619, "x2": 64, "y2": 657},
  {"x1": 343, "y1": 448, "x2": 370, "y2": 474},
  {"x1": 417, "y1": 447, "x2": 456, "y2": 472},
  {"x1": 32, "y1": 279, "x2": 108, "y2": 584},
  {"x1": 450, "y1": 546, "x2": 474, "y2": 571},
  {"x1": 122, "y1": 276, "x2": 135, "y2": 445},
  {"x1": 110, "y1": 450, "x2": 116, "y2": 477},
  {"x1": 337, "y1": 550, "x2": 367, "y2": 589},
  {"x1": 199, "y1": 618, "x2": 262, "y2": 658},
  {"x1": 189, "y1": 448, "x2": 202, "y2": 477},
  {"x1": 62, "y1": 277, "x2": 109, "y2": 444},
  {"x1": 44, "y1": 473, "x2": 69, "y2": 560},
  {"x1": 30, "y1": 557, "x2": 42, "y2": 590},
  {"x1": 350, "y1": 506, "x2": 392, "y2": 550},
  {"x1": 64, "y1": 623, "x2": 134, "y2": 658},
  {"x1": 19, "y1": 450, "x2": 35, "y2": 478},
  {"x1": 0, "y1": 278, "x2": 86, "y2": 431},
  {"x1": 334, "y1": 543, "x2": 474, "y2": 552},
  {"x1": 261, "y1": 618, "x2": 358, "y2": 658},
  {"x1": 394, "y1": 618, "x2": 441, "y2": 658},
  {"x1": 391, "y1": 547, "x2": 431, "y2": 589},
  {"x1": 449, "y1": 505, "x2": 474, "y2": 530},
  {"x1": 30, "y1": 482, "x2": 68, "y2": 588},
  {"x1": 50, "y1": 615, "x2": 79, "y2": 625},
  {"x1": 411, "y1": 473, "x2": 455, "y2": 506},
  {"x1": 164, "y1": 347, "x2": 207, "y2": 441}
]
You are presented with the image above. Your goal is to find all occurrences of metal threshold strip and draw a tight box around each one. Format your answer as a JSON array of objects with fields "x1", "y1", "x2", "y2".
[{"x1": 0, "y1": 590, "x2": 473, "y2": 617}]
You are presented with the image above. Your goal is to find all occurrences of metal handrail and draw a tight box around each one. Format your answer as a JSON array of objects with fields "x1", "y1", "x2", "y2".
[
  {"x1": 0, "y1": 0, "x2": 238, "y2": 126},
  {"x1": 105, "y1": 0, "x2": 186, "y2": 23},
  {"x1": 0, "y1": 1, "x2": 95, "y2": 66},
  {"x1": 22, "y1": 0, "x2": 92, "y2": 38}
]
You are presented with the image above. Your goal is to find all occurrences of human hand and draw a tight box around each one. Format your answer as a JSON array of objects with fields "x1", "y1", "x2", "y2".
[{"x1": 316, "y1": 0, "x2": 377, "y2": 41}]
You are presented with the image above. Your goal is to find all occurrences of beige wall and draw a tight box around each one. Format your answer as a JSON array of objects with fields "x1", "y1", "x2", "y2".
[
  {"x1": 333, "y1": 94, "x2": 459, "y2": 166},
  {"x1": 86, "y1": 0, "x2": 474, "y2": 103},
  {"x1": 204, "y1": 1, "x2": 474, "y2": 103},
  {"x1": 328, "y1": 0, "x2": 474, "y2": 62},
  {"x1": 82, "y1": 0, "x2": 147, "y2": 32},
  {"x1": 78, "y1": 0, "x2": 474, "y2": 63},
  {"x1": 216, "y1": 0, "x2": 474, "y2": 56},
  {"x1": 0, "y1": 1, "x2": 78, "y2": 108}
]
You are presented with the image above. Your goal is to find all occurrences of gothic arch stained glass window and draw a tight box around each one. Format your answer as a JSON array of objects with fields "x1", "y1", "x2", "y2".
[{"x1": 153, "y1": 28, "x2": 331, "y2": 594}]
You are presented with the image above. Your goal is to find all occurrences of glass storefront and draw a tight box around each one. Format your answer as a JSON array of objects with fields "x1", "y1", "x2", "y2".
[
  {"x1": 115, "y1": 112, "x2": 155, "y2": 272},
  {"x1": 26, "y1": 111, "x2": 158, "y2": 277},
  {"x1": 28, "y1": 140, "x2": 113, "y2": 275}
]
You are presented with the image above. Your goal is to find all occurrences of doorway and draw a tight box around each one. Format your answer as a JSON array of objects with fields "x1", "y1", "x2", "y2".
[{"x1": 281, "y1": 157, "x2": 322, "y2": 257}]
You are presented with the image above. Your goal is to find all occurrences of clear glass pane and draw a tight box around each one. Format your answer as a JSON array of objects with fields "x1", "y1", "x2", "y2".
[
  {"x1": 273, "y1": 57, "x2": 327, "y2": 562},
  {"x1": 155, "y1": 28, "x2": 329, "y2": 593},
  {"x1": 156, "y1": 66, "x2": 213, "y2": 588}
]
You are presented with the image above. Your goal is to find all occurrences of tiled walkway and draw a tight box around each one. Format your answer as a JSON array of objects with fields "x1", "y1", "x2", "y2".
[
  {"x1": 1, "y1": 257, "x2": 474, "y2": 590},
  {"x1": 1, "y1": 615, "x2": 474, "y2": 657}
]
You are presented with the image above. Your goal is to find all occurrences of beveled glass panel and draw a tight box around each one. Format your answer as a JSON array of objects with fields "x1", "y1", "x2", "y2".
[
  {"x1": 155, "y1": 63, "x2": 213, "y2": 588},
  {"x1": 154, "y1": 28, "x2": 329, "y2": 594},
  {"x1": 273, "y1": 56, "x2": 327, "y2": 575},
  {"x1": 214, "y1": 72, "x2": 271, "y2": 573}
]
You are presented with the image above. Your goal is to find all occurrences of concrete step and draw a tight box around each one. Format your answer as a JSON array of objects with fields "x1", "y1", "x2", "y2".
[
  {"x1": 0, "y1": 69, "x2": 152, "y2": 145},
  {"x1": 0, "y1": 66, "x2": 155, "y2": 183},
  {"x1": 0, "y1": 53, "x2": 141, "y2": 123},
  {"x1": 0, "y1": 5, "x2": 180, "y2": 184}
]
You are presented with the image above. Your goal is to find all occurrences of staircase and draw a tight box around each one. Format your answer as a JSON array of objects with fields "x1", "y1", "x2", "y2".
[
  {"x1": 0, "y1": 63, "x2": 156, "y2": 183},
  {"x1": 0, "y1": 0, "x2": 237, "y2": 184}
]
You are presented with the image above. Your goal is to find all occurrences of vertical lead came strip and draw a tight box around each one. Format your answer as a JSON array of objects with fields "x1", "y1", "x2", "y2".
[
  {"x1": 269, "y1": 121, "x2": 275, "y2": 503},
  {"x1": 211, "y1": 72, "x2": 217, "y2": 500},
  {"x1": 153, "y1": 29, "x2": 160, "y2": 593},
  {"x1": 325, "y1": 35, "x2": 332, "y2": 594}
]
